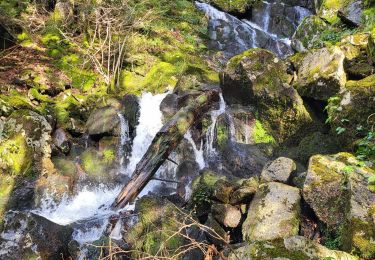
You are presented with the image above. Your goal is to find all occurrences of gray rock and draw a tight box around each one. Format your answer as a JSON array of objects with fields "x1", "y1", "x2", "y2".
[
  {"x1": 0, "y1": 211, "x2": 73, "y2": 259},
  {"x1": 242, "y1": 182, "x2": 301, "y2": 241},
  {"x1": 260, "y1": 157, "x2": 296, "y2": 183},
  {"x1": 160, "y1": 93, "x2": 178, "y2": 120},
  {"x1": 86, "y1": 106, "x2": 120, "y2": 136},
  {"x1": 211, "y1": 203, "x2": 242, "y2": 228},
  {"x1": 338, "y1": 0, "x2": 363, "y2": 27},
  {"x1": 52, "y1": 127, "x2": 71, "y2": 154},
  {"x1": 213, "y1": 179, "x2": 236, "y2": 203}
]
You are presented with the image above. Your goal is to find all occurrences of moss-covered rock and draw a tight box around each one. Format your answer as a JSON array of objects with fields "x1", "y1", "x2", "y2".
[
  {"x1": 124, "y1": 196, "x2": 187, "y2": 258},
  {"x1": 303, "y1": 153, "x2": 375, "y2": 258},
  {"x1": 293, "y1": 46, "x2": 346, "y2": 101},
  {"x1": 327, "y1": 74, "x2": 375, "y2": 147},
  {"x1": 0, "y1": 109, "x2": 52, "y2": 175},
  {"x1": 242, "y1": 182, "x2": 301, "y2": 241},
  {"x1": 368, "y1": 28, "x2": 375, "y2": 63},
  {"x1": 341, "y1": 43, "x2": 374, "y2": 79},
  {"x1": 229, "y1": 236, "x2": 358, "y2": 259},
  {"x1": 221, "y1": 48, "x2": 312, "y2": 144},
  {"x1": 317, "y1": 0, "x2": 353, "y2": 24},
  {"x1": 80, "y1": 147, "x2": 117, "y2": 182},
  {"x1": 207, "y1": 0, "x2": 260, "y2": 13},
  {"x1": 260, "y1": 157, "x2": 296, "y2": 184},
  {"x1": 85, "y1": 106, "x2": 120, "y2": 136},
  {"x1": 291, "y1": 15, "x2": 328, "y2": 52}
]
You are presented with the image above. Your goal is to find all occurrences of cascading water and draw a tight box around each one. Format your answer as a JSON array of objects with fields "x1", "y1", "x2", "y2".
[
  {"x1": 195, "y1": 1, "x2": 311, "y2": 58},
  {"x1": 185, "y1": 130, "x2": 206, "y2": 170},
  {"x1": 117, "y1": 112, "x2": 130, "y2": 174},
  {"x1": 205, "y1": 93, "x2": 227, "y2": 156},
  {"x1": 34, "y1": 92, "x2": 168, "y2": 244}
]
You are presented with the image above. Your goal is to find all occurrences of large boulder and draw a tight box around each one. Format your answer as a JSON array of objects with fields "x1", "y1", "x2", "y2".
[
  {"x1": 206, "y1": 0, "x2": 258, "y2": 13},
  {"x1": 121, "y1": 94, "x2": 140, "y2": 137},
  {"x1": 293, "y1": 46, "x2": 346, "y2": 101},
  {"x1": 317, "y1": 0, "x2": 363, "y2": 24},
  {"x1": 291, "y1": 15, "x2": 328, "y2": 52},
  {"x1": 0, "y1": 211, "x2": 73, "y2": 259},
  {"x1": 326, "y1": 74, "x2": 375, "y2": 147},
  {"x1": 229, "y1": 236, "x2": 357, "y2": 259},
  {"x1": 242, "y1": 182, "x2": 301, "y2": 241},
  {"x1": 221, "y1": 48, "x2": 312, "y2": 143},
  {"x1": 303, "y1": 153, "x2": 375, "y2": 259},
  {"x1": 221, "y1": 142, "x2": 269, "y2": 178},
  {"x1": 341, "y1": 43, "x2": 374, "y2": 79}
]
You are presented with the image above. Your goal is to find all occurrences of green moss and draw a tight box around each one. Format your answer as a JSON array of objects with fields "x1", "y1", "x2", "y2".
[
  {"x1": 0, "y1": 134, "x2": 32, "y2": 175},
  {"x1": 0, "y1": 176, "x2": 15, "y2": 227},
  {"x1": 253, "y1": 120, "x2": 275, "y2": 144},
  {"x1": 208, "y1": 0, "x2": 260, "y2": 13}
]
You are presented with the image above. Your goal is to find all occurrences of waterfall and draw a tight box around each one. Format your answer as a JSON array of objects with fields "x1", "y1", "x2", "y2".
[
  {"x1": 262, "y1": 1, "x2": 271, "y2": 31},
  {"x1": 125, "y1": 92, "x2": 167, "y2": 176},
  {"x1": 205, "y1": 93, "x2": 226, "y2": 156},
  {"x1": 117, "y1": 112, "x2": 130, "y2": 174},
  {"x1": 185, "y1": 130, "x2": 205, "y2": 170}
]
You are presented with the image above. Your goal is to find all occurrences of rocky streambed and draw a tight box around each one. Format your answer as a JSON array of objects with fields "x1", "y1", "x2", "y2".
[{"x1": 0, "y1": 0, "x2": 374, "y2": 259}]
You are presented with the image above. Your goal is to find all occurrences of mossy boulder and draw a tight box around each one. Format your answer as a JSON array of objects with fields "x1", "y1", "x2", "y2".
[
  {"x1": 291, "y1": 15, "x2": 328, "y2": 52},
  {"x1": 242, "y1": 182, "x2": 301, "y2": 241},
  {"x1": 0, "y1": 109, "x2": 52, "y2": 175},
  {"x1": 367, "y1": 29, "x2": 375, "y2": 63},
  {"x1": 221, "y1": 48, "x2": 312, "y2": 143},
  {"x1": 229, "y1": 236, "x2": 358, "y2": 259},
  {"x1": 230, "y1": 177, "x2": 259, "y2": 204},
  {"x1": 317, "y1": 0, "x2": 356, "y2": 24},
  {"x1": 326, "y1": 74, "x2": 375, "y2": 147},
  {"x1": 341, "y1": 43, "x2": 374, "y2": 79},
  {"x1": 303, "y1": 153, "x2": 375, "y2": 258},
  {"x1": 207, "y1": 0, "x2": 260, "y2": 13},
  {"x1": 124, "y1": 196, "x2": 188, "y2": 258},
  {"x1": 293, "y1": 46, "x2": 346, "y2": 101}
]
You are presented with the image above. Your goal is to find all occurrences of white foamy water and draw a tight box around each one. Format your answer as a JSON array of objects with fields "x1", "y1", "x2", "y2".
[
  {"x1": 34, "y1": 185, "x2": 121, "y2": 226},
  {"x1": 117, "y1": 112, "x2": 130, "y2": 174},
  {"x1": 185, "y1": 130, "x2": 205, "y2": 169},
  {"x1": 125, "y1": 92, "x2": 168, "y2": 176}
]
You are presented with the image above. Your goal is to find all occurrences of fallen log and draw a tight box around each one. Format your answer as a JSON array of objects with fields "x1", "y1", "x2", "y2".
[{"x1": 112, "y1": 87, "x2": 220, "y2": 209}]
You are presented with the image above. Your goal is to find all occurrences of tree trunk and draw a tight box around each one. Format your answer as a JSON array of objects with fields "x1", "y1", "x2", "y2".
[{"x1": 112, "y1": 87, "x2": 219, "y2": 209}]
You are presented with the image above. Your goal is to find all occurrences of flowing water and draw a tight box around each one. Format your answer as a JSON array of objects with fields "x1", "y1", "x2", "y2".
[
  {"x1": 195, "y1": 1, "x2": 311, "y2": 58},
  {"x1": 34, "y1": 92, "x2": 168, "y2": 244}
]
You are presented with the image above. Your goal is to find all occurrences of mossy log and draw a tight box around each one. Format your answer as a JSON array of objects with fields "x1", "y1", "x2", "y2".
[{"x1": 113, "y1": 87, "x2": 220, "y2": 209}]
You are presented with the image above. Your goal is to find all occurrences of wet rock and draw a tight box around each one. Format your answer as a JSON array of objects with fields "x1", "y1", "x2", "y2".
[
  {"x1": 242, "y1": 182, "x2": 300, "y2": 241},
  {"x1": 211, "y1": 203, "x2": 242, "y2": 228},
  {"x1": 86, "y1": 106, "x2": 120, "y2": 136},
  {"x1": 338, "y1": 0, "x2": 363, "y2": 27},
  {"x1": 229, "y1": 236, "x2": 357, "y2": 259},
  {"x1": 0, "y1": 211, "x2": 73, "y2": 259},
  {"x1": 303, "y1": 153, "x2": 375, "y2": 258},
  {"x1": 176, "y1": 160, "x2": 200, "y2": 199},
  {"x1": 213, "y1": 179, "x2": 236, "y2": 203},
  {"x1": 221, "y1": 48, "x2": 312, "y2": 143},
  {"x1": 230, "y1": 177, "x2": 258, "y2": 204},
  {"x1": 260, "y1": 157, "x2": 296, "y2": 183},
  {"x1": 293, "y1": 46, "x2": 346, "y2": 101},
  {"x1": 52, "y1": 127, "x2": 71, "y2": 154},
  {"x1": 326, "y1": 74, "x2": 375, "y2": 147},
  {"x1": 121, "y1": 94, "x2": 140, "y2": 136},
  {"x1": 221, "y1": 142, "x2": 269, "y2": 178},
  {"x1": 291, "y1": 15, "x2": 328, "y2": 52},
  {"x1": 160, "y1": 93, "x2": 178, "y2": 120}
]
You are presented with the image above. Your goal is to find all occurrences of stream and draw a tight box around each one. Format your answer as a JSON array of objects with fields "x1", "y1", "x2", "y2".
[{"x1": 29, "y1": 0, "x2": 312, "y2": 254}]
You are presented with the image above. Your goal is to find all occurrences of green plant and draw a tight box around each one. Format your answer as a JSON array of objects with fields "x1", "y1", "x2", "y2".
[{"x1": 356, "y1": 130, "x2": 375, "y2": 162}]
